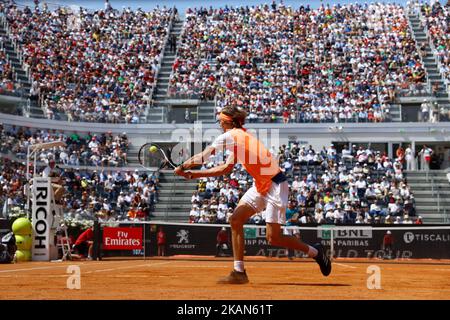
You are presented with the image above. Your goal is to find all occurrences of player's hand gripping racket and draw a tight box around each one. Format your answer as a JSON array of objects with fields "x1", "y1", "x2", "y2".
[{"x1": 138, "y1": 143, "x2": 189, "y2": 170}]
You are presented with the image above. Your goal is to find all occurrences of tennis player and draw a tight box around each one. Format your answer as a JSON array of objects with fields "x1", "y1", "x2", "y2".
[{"x1": 175, "y1": 106, "x2": 331, "y2": 284}]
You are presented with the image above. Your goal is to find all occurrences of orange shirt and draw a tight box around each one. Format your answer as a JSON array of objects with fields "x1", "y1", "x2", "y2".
[
  {"x1": 212, "y1": 128, "x2": 280, "y2": 195},
  {"x1": 127, "y1": 209, "x2": 137, "y2": 219}
]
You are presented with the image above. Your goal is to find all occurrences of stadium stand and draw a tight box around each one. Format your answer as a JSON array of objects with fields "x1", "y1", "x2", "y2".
[
  {"x1": 170, "y1": 2, "x2": 427, "y2": 123},
  {"x1": 0, "y1": 0, "x2": 450, "y2": 228},
  {"x1": 0, "y1": 158, "x2": 159, "y2": 225},
  {"x1": 0, "y1": 124, "x2": 129, "y2": 166},
  {"x1": 0, "y1": 47, "x2": 13, "y2": 92},
  {"x1": 188, "y1": 142, "x2": 420, "y2": 225},
  {"x1": 0, "y1": 3, "x2": 173, "y2": 122},
  {"x1": 420, "y1": 1, "x2": 449, "y2": 86}
]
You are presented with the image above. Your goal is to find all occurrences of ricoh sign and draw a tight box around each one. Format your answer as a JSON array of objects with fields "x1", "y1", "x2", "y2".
[{"x1": 32, "y1": 178, "x2": 52, "y2": 261}]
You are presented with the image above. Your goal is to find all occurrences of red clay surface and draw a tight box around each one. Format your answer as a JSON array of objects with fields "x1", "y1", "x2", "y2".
[{"x1": 1, "y1": 256, "x2": 450, "y2": 300}]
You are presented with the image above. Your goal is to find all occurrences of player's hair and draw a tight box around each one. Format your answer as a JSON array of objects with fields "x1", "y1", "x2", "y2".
[{"x1": 220, "y1": 106, "x2": 247, "y2": 128}]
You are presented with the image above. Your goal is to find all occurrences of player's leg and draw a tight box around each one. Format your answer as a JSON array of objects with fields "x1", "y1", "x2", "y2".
[
  {"x1": 217, "y1": 200, "x2": 258, "y2": 284},
  {"x1": 266, "y1": 222, "x2": 310, "y2": 252},
  {"x1": 265, "y1": 181, "x2": 331, "y2": 276},
  {"x1": 265, "y1": 220, "x2": 331, "y2": 276},
  {"x1": 229, "y1": 203, "x2": 257, "y2": 262}
]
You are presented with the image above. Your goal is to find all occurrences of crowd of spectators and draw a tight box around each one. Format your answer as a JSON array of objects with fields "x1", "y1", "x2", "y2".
[
  {"x1": 189, "y1": 142, "x2": 420, "y2": 225},
  {"x1": 0, "y1": 121, "x2": 160, "y2": 222},
  {"x1": 0, "y1": 124, "x2": 129, "y2": 167},
  {"x1": 0, "y1": 156, "x2": 26, "y2": 215},
  {"x1": 0, "y1": 2, "x2": 173, "y2": 123},
  {"x1": 170, "y1": 2, "x2": 426, "y2": 123},
  {"x1": 0, "y1": 154, "x2": 160, "y2": 224},
  {"x1": 420, "y1": 0, "x2": 450, "y2": 85},
  {"x1": 58, "y1": 167, "x2": 159, "y2": 223}
]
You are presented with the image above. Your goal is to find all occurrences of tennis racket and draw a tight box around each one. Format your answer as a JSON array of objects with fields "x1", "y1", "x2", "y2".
[{"x1": 138, "y1": 142, "x2": 190, "y2": 170}]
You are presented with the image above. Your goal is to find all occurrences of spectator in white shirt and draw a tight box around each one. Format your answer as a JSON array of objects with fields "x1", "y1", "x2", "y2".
[{"x1": 342, "y1": 145, "x2": 353, "y2": 163}]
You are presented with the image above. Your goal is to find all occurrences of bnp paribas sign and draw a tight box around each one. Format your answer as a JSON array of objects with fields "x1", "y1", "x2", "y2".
[{"x1": 317, "y1": 226, "x2": 373, "y2": 239}]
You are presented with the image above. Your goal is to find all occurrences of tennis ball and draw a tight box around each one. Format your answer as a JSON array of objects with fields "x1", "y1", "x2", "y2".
[
  {"x1": 149, "y1": 145, "x2": 158, "y2": 153},
  {"x1": 12, "y1": 217, "x2": 32, "y2": 236},
  {"x1": 15, "y1": 250, "x2": 32, "y2": 262},
  {"x1": 15, "y1": 235, "x2": 32, "y2": 250}
]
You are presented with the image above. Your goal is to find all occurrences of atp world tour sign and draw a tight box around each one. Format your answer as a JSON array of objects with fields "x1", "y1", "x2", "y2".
[{"x1": 32, "y1": 178, "x2": 52, "y2": 261}]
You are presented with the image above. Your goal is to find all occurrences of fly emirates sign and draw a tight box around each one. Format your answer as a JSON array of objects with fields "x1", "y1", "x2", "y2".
[{"x1": 103, "y1": 227, "x2": 143, "y2": 250}]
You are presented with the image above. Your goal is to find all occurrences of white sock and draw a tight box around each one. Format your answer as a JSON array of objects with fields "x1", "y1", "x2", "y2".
[
  {"x1": 307, "y1": 246, "x2": 318, "y2": 258},
  {"x1": 233, "y1": 261, "x2": 244, "y2": 272}
]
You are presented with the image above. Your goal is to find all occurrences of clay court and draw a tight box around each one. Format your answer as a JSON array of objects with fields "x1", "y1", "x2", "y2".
[{"x1": 1, "y1": 256, "x2": 450, "y2": 300}]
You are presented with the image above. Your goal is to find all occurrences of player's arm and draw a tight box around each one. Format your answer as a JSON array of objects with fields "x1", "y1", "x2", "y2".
[
  {"x1": 180, "y1": 153, "x2": 236, "y2": 180},
  {"x1": 178, "y1": 145, "x2": 215, "y2": 170}
]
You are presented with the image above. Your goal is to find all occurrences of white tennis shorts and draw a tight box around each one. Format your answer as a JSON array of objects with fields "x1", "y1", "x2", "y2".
[{"x1": 240, "y1": 181, "x2": 289, "y2": 224}]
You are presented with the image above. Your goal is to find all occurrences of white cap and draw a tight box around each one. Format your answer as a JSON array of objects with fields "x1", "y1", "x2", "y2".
[{"x1": 387, "y1": 231, "x2": 391, "y2": 234}]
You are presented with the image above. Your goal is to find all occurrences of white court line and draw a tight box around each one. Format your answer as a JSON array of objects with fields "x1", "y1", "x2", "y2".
[
  {"x1": 83, "y1": 261, "x2": 175, "y2": 274},
  {"x1": 0, "y1": 259, "x2": 134, "y2": 274},
  {"x1": 0, "y1": 265, "x2": 73, "y2": 273},
  {"x1": 334, "y1": 262, "x2": 358, "y2": 269},
  {"x1": 434, "y1": 268, "x2": 450, "y2": 271}
]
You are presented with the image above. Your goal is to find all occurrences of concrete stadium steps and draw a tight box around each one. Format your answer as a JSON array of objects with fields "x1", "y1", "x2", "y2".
[
  {"x1": 154, "y1": 203, "x2": 192, "y2": 211},
  {"x1": 412, "y1": 190, "x2": 450, "y2": 198},
  {"x1": 407, "y1": 177, "x2": 449, "y2": 183},
  {"x1": 150, "y1": 212, "x2": 189, "y2": 222},
  {"x1": 158, "y1": 181, "x2": 198, "y2": 188},
  {"x1": 0, "y1": 22, "x2": 46, "y2": 118},
  {"x1": 147, "y1": 106, "x2": 165, "y2": 123},
  {"x1": 126, "y1": 144, "x2": 140, "y2": 165},
  {"x1": 388, "y1": 104, "x2": 402, "y2": 122},
  {"x1": 157, "y1": 196, "x2": 193, "y2": 202},
  {"x1": 407, "y1": 181, "x2": 450, "y2": 189},
  {"x1": 158, "y1": 189, "x2": 196, "y2": 196},
  {"x1": 415, "y1": 204, "x2": 450, "y2": 211},
  {"x1": 404, "y1": 170, "x2": 450, "y2": 223},
  {"x1": 408, "y1": 13, "x2": 449, "y2": 105},
  {"x1": 147, "y1": 18, "x2": 184, "y2": 123},
  {"x1": 197, "y1": 101, "x2": 216, "y2": 123},
  {"x1": 152, "y1": 171, "x2": 197, "y2": 222},
  {"x1": 413, "y1": 211, "x2": 450, "y2": 224},
  {"x1": 0, "y1": 29, "x2": 30, "y2": 85}
]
